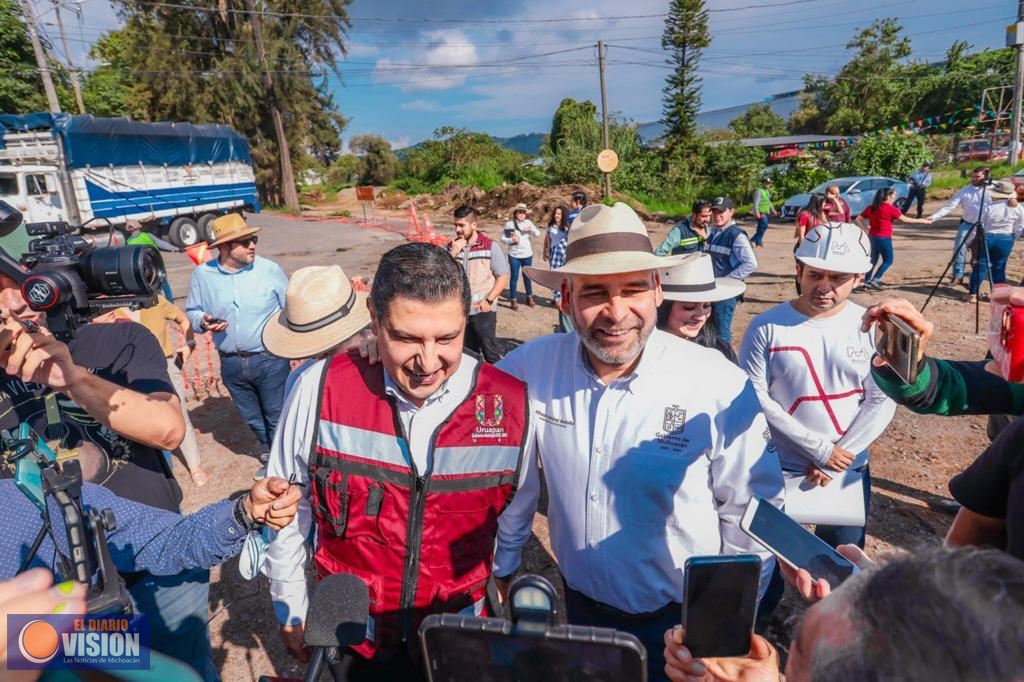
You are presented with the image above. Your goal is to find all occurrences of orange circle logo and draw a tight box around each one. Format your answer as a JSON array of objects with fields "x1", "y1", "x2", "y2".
[{"x1": 19, "y1": 620, "x2": 60, "y2": 664}]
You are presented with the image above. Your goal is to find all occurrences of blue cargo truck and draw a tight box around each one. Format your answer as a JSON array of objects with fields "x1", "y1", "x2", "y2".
[{"x1": 0, "y1": 113, "x2": 260, "y2": 247}]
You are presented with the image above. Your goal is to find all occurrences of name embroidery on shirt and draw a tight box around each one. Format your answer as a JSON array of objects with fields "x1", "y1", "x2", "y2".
[{"x1": 534, "y1": 410, "x2": 574, "y2": 427}]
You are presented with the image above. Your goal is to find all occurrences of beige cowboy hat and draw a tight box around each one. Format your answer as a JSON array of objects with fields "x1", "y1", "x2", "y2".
[
  {"x1": 524, "y1": 202, "x2": 693, "y2": 289},
  {"x1": 262, "y1": 265, "x2": 371, "y2": 360},
  {"x1": 659, "y1": 254, "x2": 746, "y2": 303},
  {"x1": 989, "y1": 180, "x2": 1016, "y2": 200},
  {"x1": 208, "y1": 213, "x2": 260, "y2": 247},
  {"x1": 510, "y1": 202, "x2": 530, "y2": 215}
]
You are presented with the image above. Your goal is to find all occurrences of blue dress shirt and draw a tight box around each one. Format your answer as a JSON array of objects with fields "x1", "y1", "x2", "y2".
[
  {"x1": 1, "y1": 480, "x2": 249, "y2": 580},
  {"x1": 185, "y1": 256, "x2": 288, "y2": 354}
]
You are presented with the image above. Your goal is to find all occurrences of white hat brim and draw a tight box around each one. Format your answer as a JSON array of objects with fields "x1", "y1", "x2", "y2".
[
  {"x1": 794, "y1": 256, "x2": 870, "y2": 275},
  {"x1": 525, "y1": 252, "x2": 696, "y2": 290},
  {"x1": 262, "y1": 291, "x2": 371, "y2": 360},
  {"x1": 662, "y1": 276, "x2": 746, "y2": 303}
]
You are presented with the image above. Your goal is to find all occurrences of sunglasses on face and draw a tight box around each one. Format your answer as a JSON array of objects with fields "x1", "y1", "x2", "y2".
[{"x1": 231, "y1": 236, "x2": 258, "y2": 247}]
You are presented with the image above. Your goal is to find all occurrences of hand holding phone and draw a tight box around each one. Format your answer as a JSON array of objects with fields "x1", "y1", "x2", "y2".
[
  {"x1": 876, "y1": 313, "x2": 921, "y2": 384},
  {"x1": 681, "y1": 555, "x2": 761, "y2": 659}
]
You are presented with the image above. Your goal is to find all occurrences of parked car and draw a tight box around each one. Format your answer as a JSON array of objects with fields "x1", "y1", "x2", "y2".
[
  {"x1": 955, "y1": 137, "x2": 1009, "y2": 163},
  {"x1": 780, "y1": 176, "x2": 910, "y2": 220}
]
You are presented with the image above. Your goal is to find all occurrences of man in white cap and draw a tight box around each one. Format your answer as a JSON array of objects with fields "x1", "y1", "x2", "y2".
[
  {"x1": 494, "y1": 202, "x2": 784, "y2": 682},
  {"x1": 739, "y1": 223, "x2": 895, "y2": 550},
  {"x1": 707, "y1": 196, "x2": 757, "y2": 344}
]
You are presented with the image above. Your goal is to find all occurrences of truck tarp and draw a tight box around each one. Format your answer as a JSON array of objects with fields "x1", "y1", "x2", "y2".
[{"x1": 0, "y1": 113, "x2": 253, "y2": 168}]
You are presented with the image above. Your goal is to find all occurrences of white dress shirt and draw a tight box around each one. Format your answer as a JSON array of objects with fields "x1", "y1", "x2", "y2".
[
  {"x1": 495, "y1": 329, "x2": 784, "y2": 614},
  {"x1": 739, "y1": 301, "x2": 896, "y2": 471},
  {"x1": 982, "y1": 200, "x2": 1024, "y2": 237},
  {"x1": 262, "y1": 353, "x2": 538, "y2": 624},
  {"x1": 931, "y1": 184, "x2": 991, "y2": 224}
]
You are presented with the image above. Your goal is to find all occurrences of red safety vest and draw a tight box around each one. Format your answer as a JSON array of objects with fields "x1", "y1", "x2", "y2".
[{"x1": 309, "y1": 353, "x2": 528, "y2": 660}]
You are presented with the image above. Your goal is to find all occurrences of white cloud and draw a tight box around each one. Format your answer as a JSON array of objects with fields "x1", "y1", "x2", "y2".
[
  {"x1": 401, "y1": 99, "x2": 444, "y2": 111},
  {"x1": 346, "y1": 43, "x2": 380, "y2": 57},
  {"x1": 388, "y1": 135, "x2": 412, "y2": 150},
  {"x1": 373, "y1": 29, "x2": 479, "y2": 92}
]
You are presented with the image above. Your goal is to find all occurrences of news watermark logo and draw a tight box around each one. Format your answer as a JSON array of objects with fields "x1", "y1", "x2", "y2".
[{"x1": 6, "y1": 614, "x2": 149, "y2": 670}]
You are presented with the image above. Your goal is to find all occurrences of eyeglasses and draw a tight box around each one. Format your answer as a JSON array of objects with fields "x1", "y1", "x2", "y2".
[{"x1": 231, "y1": 236, "x2": 258, "y2": 247}]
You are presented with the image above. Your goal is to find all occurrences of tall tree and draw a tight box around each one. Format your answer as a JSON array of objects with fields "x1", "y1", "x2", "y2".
[
  {"x1": 349, "y1": 134, "x2": 397, "y2": 185},
  {"x1": 0, "y1": 0, "x2": 45, "y2": 112},
  {"x1": 660, "y1": 0, "x2": 710, "y2": 151},
  {"x1": 728, "y1": 104, "x2": 788, "y2": 138}
]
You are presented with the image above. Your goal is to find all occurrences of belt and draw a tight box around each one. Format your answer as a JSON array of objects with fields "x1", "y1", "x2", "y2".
[
  {"x1": 218, "y1": 350, "x2": 264, "y2": 358},
  {"x1": 568, "y1": 585, "x2": 680, "y2": 624}
]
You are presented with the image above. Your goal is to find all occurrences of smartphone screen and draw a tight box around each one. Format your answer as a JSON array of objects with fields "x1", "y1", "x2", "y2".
[
  {"x1": 682, "y1": 556, "x2": 760, "y2": 658},
  {"x1": 744, "y1": 498, "x2": 857, "y2": 586}
]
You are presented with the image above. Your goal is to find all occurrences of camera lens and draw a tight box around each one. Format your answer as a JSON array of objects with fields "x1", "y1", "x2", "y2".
[{"x1": 78, "y1": 245, "x2": 166, "y2": 296}]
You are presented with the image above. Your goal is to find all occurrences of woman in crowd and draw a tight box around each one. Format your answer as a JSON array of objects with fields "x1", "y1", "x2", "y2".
[
  {"x1": 501, "y1": 202, "x2": 541, "y2": 310},
  {"x1": 795, "y1": 194, "x2": 829, "y2": 244},
  {"x1": 656, "y1": 254, "x2": 745, "y2": 363},
  {"x1": 856, "y1": 187, "x2": 928, "y2": 290},
  {"x1": 543, "y1": 204, "x2": 569, "y2": 265},
  {"x1": 964, "y1": 180, "x2": 1024, "y2": 303}
]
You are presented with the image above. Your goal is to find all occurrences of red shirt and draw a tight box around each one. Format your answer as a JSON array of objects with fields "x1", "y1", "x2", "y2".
[
  {"x1": 824, "y1": 197, "x2": 851, "y2": 222},
  {"x1": 861, "y1": 203, "x2": 902, "y2": 238}
]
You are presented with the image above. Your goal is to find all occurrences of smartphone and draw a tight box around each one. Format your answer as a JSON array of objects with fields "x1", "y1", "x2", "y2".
[
  {"x1": 990, "y1": 302, "x2": 1024, "y2": 382},
  {"x1": 13, "y1": 424, "x2": 56, "y2": 512},
  {"x1": 876, "y1": 313, "x2": 920, "y2": 384},
  {"x1": 681, "y1": 555, "x2": 761, "y2": 659},
  {"x1": 740, "y1": 497, "x2": 859, "y2": 587}
]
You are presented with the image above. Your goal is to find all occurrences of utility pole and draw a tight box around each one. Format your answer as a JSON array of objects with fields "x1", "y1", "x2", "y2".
[
  {"x1": 597, "y1": 41, "x2": 612, "y2": 199},
  {"x1": 53, "y1": 1, "x2": 85, "y2": 114},
  {"x1": 19, "y1": 0, "x2": 60, "y2": 113},
  {"x1": 1011, "y1": 1, "x2": 1024, "y2": 164},
  {"x1": 245, "y1": 0, "x2": 300, "y2": 212}
]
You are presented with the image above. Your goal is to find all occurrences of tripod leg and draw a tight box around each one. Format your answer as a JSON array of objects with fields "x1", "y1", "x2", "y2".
[{"x1": 922, "y1": 225, "x2": 974, "y2": 313}]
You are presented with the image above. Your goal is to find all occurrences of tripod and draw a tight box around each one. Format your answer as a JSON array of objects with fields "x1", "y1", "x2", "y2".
[{"x1": 921, "y1": 176, "x2": 994, "y2": 333}]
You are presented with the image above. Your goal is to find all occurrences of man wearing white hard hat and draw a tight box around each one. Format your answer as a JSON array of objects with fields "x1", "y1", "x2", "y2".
[
  {"x1": 655, "y1": 253, "x2": 745, "y2": 362},
  {"x1": 494, "y1": 202, "x2": 784, "y2": 682},
  {"x1": 739, "y1": 223, "x2": 895, "y2": 550}
]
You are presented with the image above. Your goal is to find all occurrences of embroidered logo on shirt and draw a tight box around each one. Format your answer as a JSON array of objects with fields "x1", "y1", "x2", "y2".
[
  {"x1": 847, "y1": 347, "x2": 869, "y2": 363},
  {"x1": 763, "y1": 427, "x2": 777, "y2": 453},
  {"x1": 472, "y1": 394, "x2": 508, "y2": 441},
  {"x1": 663, "y1": 405, "x2": 687, "y2": 433}
]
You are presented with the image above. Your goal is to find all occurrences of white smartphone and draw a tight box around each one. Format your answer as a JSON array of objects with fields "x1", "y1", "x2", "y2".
[{"x1": 740, "y1": 496, "x2": 860, "y2": 587}]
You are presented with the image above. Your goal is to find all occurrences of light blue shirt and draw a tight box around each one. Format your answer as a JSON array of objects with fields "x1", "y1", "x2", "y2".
[
  {"x1": 186, "y1": 255, "x2": 288, "y2": 353},
  {"x1": 909, "y1": 170, "x2": 932, "y2": 188},
  {"x1": 496, "y1": 329, "x2": 784, "y2": 613}
]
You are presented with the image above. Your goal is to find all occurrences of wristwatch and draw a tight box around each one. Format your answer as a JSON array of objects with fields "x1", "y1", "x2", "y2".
[{"x1": 233, "y1": 496, "x2": 262, "y2": 533}]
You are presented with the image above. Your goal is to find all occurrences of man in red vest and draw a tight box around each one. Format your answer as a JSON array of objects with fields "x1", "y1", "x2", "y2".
[{"x1": 263, "y1": 242, "x2": 537, "y2": 679}]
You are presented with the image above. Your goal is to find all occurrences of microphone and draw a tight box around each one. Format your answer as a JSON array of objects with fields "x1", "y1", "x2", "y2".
[
  {"x1": 0, "y1": 201, "x2": 23, "y2": 239},
  {"x1": 303, "y1": 573, "x2": 369, "y2": 682}
]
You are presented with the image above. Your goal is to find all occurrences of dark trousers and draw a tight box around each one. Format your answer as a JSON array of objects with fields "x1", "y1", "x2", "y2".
[
  {"x1": 464, "y1": 310, "x2": 501, "y2": 363},
  {"x1": 564, "y1": 582, "x2": 678, "y2": 682},
  {"x1": 712, "y1": 296, "x2": 739, "y2": 344},
  {"x1": 218, "y1": 350, "x2": 290, "y2": 451},
  {"x1": 508, "y1": 255, "x2": 534, "y2": 301},
  {"x1": 908, "y1": 185, "x2": 927, "y2": 217},
  {"x1": 752, "y1": 214, "x2": 769, "y2": 246},
  {"x1": 814, "y1": 466, "x2": 872, "y2": 549}
]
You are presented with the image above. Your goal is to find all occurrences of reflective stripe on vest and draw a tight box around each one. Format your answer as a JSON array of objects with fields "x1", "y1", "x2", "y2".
[{"x1": 309, "y1": 353, "x2": 528, "y2": 660}]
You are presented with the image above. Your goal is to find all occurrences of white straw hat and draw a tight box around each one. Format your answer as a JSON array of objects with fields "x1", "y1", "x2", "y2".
[
  {"x1": 525, "y1": 202, "x2": 693, "y2": 289},
  {"x1": 795, "y1": 222, "x2": 872, "y2": 274},
  {"x1": 262, "y1": 265, "x2": 371, "y2": 360},
  {"x1": 659, "y1": 253, "x2": 746, "y2": 303}
]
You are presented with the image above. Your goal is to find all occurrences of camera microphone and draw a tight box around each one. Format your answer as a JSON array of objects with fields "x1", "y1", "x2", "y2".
[{"x1": 302, "y1": 573, "x2": 369, "y2": 682}]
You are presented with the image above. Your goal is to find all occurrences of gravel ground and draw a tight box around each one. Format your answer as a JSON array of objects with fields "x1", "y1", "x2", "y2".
[{"x1": 159, "y1": 200, "x2": 1000, "y2": 680}]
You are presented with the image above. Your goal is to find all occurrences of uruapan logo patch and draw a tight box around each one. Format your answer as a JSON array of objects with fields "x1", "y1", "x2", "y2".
[{"x1": 475, "y1": 394, "x2": 504, "y2": 427}]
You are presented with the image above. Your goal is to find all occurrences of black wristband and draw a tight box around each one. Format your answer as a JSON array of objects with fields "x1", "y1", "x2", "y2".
[{"x1": 233, "y1": 496, "x2": 261, "y2": 533}]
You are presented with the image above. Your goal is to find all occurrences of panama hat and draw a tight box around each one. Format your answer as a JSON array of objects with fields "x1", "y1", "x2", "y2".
[
  {"x1": 659, "y1": 254, "x2": 746, "y2": 303},
  {"x1": 989, "y1": 180, "x2": 1016, "y2": 200},
  {"x1": 795, "y1": 222, "x2": 871, "y2": 274},
  {"x1": 510, "y1": 202, "x2": 530, "y2": 214},
  {"x1": 208, "y1": 213, "x2": 260, "y2": 247},
  {"x1": 524, "y1": 202, "x2": 693, "y2": 289},
  {"x1": 262, "y1": 265, "x2": 370, "y2": 360}
]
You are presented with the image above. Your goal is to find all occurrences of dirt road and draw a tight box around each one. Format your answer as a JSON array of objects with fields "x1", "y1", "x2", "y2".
[{"x1": 164, "y1": 202, "x2": 1000, "y2": 680}]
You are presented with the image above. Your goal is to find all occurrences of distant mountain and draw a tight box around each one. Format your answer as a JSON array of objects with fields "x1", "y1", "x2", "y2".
[{"x1": 492, "y1": 133, "x2": 546, "y2": 155}]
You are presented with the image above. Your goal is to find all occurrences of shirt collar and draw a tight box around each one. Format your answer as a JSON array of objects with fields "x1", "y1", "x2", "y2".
[
  {"x1": 214, "y1": 257, "x2": 256, "y2": 275},
  {"x1": 573, "y1": 327, "x2": 666, "y2": 393}
]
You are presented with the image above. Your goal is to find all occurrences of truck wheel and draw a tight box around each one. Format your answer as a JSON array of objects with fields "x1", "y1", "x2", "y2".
[
  {"x1": 169, "y1": 217, "x2": 200, "y2": 247},
  {"x1": 197, "y1": 214, "x2": 219, "y2": 242}
]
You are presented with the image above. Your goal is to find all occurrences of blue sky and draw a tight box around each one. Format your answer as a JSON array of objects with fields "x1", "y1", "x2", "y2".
[{"x1": 36, "y1": 0, "x2": 1015, "y2": 149}]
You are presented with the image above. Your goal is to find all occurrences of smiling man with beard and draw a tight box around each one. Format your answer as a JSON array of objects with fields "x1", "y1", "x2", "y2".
[{"x1": 493, "y1": 203, "x2": 784, "y2": 682}]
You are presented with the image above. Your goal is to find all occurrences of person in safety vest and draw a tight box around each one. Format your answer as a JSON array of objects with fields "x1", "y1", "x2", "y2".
[{"x1": 262, "y1": 242, "x2": 537, "y2": 680}]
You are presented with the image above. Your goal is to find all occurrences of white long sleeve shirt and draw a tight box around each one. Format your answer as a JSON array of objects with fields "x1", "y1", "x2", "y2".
[
  {"x1": 982, "y1": 200, "x2": 1024, "y2": 237},
  {"x1": 931, "y1": 184, "x2": 991, "y2": 224},
  {"x1": 494, "y1": 329, "x2": 785, "y2": 614},
  {"x1": 501, "y1": 219, "x2": 542, "y2": 259},
  {"x1": 739, "y1": 301, "x2": 896, "y2": 472},
  {"x1": 262, "y1": 354, "x2": 539, "y2": 624}
]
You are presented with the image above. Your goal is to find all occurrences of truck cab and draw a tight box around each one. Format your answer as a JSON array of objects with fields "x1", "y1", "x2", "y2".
[{"x1": 0, "y1": 165, "x2": 67, "y2": 225}]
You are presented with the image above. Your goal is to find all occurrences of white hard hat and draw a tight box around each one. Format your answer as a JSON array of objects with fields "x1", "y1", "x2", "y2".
[{"x1": 795, "y1": 222, "x2": 871, "y2": 274}]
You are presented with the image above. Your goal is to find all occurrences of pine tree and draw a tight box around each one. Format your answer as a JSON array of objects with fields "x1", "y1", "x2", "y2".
[{"x1": 660, "y1": 0, "x2": 710, "y2": 151}]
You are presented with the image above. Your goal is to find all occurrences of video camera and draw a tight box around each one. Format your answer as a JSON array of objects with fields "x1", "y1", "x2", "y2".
[
  {"x1": 3, "y1": 423, "x2": 131, "y2": 615},
  {"x1": 0, "y1": 200, "x2": 166, "y2": 340}
]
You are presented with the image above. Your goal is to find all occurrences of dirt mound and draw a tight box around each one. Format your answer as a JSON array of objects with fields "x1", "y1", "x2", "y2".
[{"x1": 413, "y1": 182, "x2": 653, "y2": 221}]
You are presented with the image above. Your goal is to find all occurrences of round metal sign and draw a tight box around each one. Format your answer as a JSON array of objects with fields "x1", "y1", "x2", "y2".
[{"x1": 597, "y1": 149, "x2": 619, "y2": 173}]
